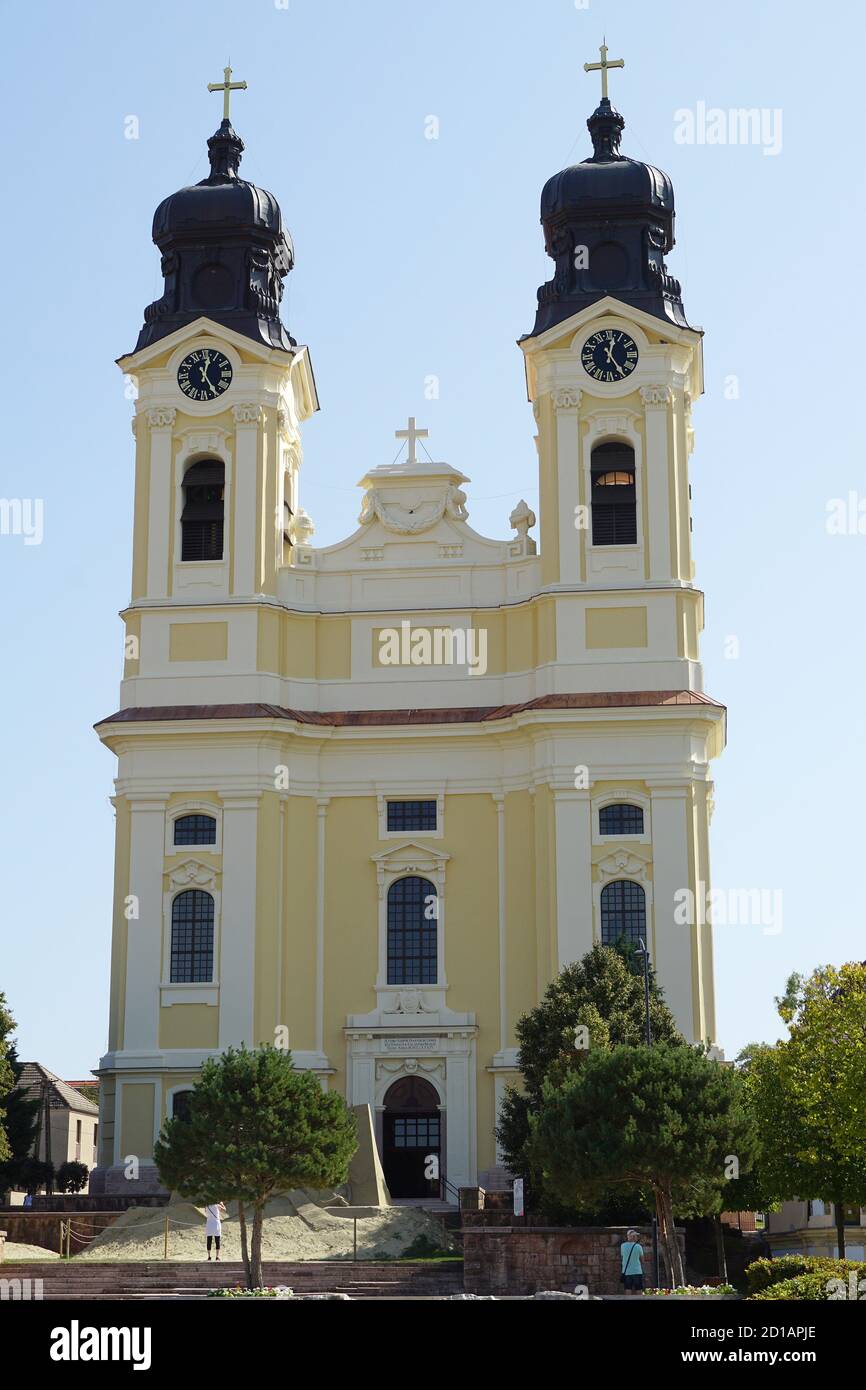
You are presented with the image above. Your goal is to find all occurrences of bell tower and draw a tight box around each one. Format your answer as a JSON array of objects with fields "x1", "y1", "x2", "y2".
[
  {"x1": 115, "y1": 71, "x2": 318, "y2": 711},
  {"x1": 94, "y1": 76, "x2": 318, "y2": 1193},
  {"x1": 521, "y1": 47, "x2": 704, "y2": 694}
]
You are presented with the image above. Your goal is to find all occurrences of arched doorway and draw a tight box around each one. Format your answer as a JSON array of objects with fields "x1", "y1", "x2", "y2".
[{"x1": 382, "y1": 1076, "x2": 441, "y2": 1199}]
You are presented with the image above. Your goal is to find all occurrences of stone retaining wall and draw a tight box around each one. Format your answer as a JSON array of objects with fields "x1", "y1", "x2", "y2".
[
  {"x1": 463, "y1": 1225, "x2": 677, "y2": 1297},
  {"x1": 0, "y1": 1211, "x2": 122, "y2": 1255}
]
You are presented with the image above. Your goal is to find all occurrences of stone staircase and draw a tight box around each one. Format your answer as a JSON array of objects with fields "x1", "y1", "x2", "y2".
[{"x1": 0, "y1": 1259, "x2": 464, "y2": 1301}]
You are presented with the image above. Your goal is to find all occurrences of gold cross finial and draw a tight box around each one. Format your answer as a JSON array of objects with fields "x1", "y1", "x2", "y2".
[
  {"x1": 583, "y1": 43, "x2": 624, "y2": 101},
  {"x1": 395, "y1": 416, "x2": 429, "y2": 466},
  {"x1": 207, "y1": 64, "x2": 247, "y2": 121}
]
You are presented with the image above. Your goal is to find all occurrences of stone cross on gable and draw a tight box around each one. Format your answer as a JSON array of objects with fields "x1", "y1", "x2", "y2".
[{"x1": 395, "y1": 416, "x2": 429, "y2": 466}]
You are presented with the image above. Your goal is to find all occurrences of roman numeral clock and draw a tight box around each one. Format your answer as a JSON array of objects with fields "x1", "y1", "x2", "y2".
[
  {"x1": 177, "y1": 347, "x2": 234, "y2": 402},
  {"x1": 580, "y1": 328, "x2": 639, "y2": 383}
]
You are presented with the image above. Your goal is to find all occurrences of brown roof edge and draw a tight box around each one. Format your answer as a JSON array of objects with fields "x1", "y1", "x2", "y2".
[{"x1": 96, "y1": 691, "x2": 725, "y2": 730}]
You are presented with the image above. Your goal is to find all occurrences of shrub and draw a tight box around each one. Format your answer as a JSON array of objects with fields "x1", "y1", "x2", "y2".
[
  {"x1": 55, "y1": 1161, "x2": 89, "y2": 1193},
  {"x1": 400, "y1": 1233, "x2": 453, "y2": 1259},
  {"x1": 16, "y1": 1157, "x2": 54, "y2": 1194},
  {"x1": 747, "y1": 1256, "x2": 866, "y2": 1300},
  {"x1": 746, "y1": 1255, "x2": 817, "y2": 1294}
]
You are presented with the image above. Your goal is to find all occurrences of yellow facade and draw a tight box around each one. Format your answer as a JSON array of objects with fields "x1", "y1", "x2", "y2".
[{"x1": 94, "y1": 129, "x2": 725, "y2": 1203}]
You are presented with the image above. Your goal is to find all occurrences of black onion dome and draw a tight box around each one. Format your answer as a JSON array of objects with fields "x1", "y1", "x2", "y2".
[
  {"x1": 532, "y1": 98, "x2": 689, "y2": 336},
  {"x1": 135, "y1": 120, "x2": 296, "y2": 353}
]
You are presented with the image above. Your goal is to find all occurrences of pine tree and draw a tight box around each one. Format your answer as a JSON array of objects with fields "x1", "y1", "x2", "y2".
[
  {"x1": 154, "y1": 1046, "x2": 358, "y2": 1288},
  {"x1": 496, "y1": 943, "x2": 681, "y2": 1217},
  {"x1": 528, "y1": 1042, "x2": 757, "y2": 1287}
]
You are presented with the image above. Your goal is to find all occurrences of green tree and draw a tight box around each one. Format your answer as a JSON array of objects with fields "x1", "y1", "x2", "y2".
[
  {"x1": 16, "y1": 1157, "x2": 54, "y2": 1195},
  {"x1": 154, "y1": 1046, "x2": 358, "y2": 1288},
  {"x1": 496, "y1": 944, "x2": 682, "y2": 1217},
  {"x1": 1, "y1": 1044, "x2": 40, "y2": 1168},
  {"x1": 0, "y1": 994, "x2": 18, "y2": 1163},
  {"x1": 528, "y1": 1042, "x2": 757, "y2": 1286},
  {"x1": 746, "y1": 964, "x2": 866, "y2": 1258}
]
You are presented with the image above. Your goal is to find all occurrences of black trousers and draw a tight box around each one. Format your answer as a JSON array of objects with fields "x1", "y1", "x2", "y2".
[{"x1": 207, "y1": 1235, "x2": 221, "y2": 1252}]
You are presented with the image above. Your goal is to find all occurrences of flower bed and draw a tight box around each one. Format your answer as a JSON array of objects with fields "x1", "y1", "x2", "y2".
[
  {"x1": 208, "y1": 1286, "x2": 294, "y2": 1299},
  {"x1": 644, "y1": 1284, "x2": 736, "y2": 1298}
]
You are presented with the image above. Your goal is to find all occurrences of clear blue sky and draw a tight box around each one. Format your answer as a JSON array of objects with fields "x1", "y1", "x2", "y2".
[{"x1": 1, "y1": 0, "x2": 863, "y2": 1076}]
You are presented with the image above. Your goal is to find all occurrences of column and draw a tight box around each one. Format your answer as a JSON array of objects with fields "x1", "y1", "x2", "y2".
[
  {"x1": 647, "y1": 782, "x2": 694, "y2": 1038},
  {"x1": 145, "y1": 409, "x2": 175, "y2": 600},
  {"x1": 218, "y1": 794, "x2": 261, "y2": 1047},
  {"x1": 445, "y1": 1050, "x2": 473, "y2": 1190},
  {"x1": 123, "y1": 796, "x2": 167, "y2": 1053},
  {"x1": 552, "y1": 787, "x2": 594, "y2": 967},
  {"x1": 554, "y1": 389, "x2": 582, "y2": 585},
  {"x1": 349, "y1": 1053, "x2": 376, "y2": 1110}
]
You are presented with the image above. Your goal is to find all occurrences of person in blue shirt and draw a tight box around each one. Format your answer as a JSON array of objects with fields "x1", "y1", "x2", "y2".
[{"x1": 620, "y1": 1229, "x2": 645, "y2": 1293}]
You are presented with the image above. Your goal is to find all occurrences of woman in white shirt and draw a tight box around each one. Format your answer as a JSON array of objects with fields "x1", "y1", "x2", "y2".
[{"x1": 205, "y1": 1201, "x2": 227, "y2": 1261}]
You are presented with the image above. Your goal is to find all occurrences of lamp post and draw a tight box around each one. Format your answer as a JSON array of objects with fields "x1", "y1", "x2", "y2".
[{"x1": 635, "y1": 937, "x2": 661, "y2": 1289}]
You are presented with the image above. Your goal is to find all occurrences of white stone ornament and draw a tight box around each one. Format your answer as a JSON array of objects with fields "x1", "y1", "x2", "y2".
[
  {"x1": 393, "y1": 990, "x2": 434, "y2": 1015},
  {"x1": 147, "y1": 407, "x2": 176, "y2": 429},
  {"x1": 640, "y1": 385, "x2": 672, "y2": 407},
  {"x1": 358, "y1": 483, "x2": 468, "y2": 534},
  {"x1": 509, "y1": 499, "x2": 536, "y2": 538},
  {"x1": 554, "y1": 388, "x2": 582, "y2": 410},
  {"x1": 290, "y1": 507, "x2": 315, "y2": 545},
  {"x1": 232, "y1": 403, "x2": 262, "y2": 425},
  {"x1": 169, "y1": 859, "x2": 217, "y2": 889},
  {"x1": 509, "y1": 498, "x2": 537, "y2": 557},
  {"x1": 597, "y1": 850, "x2": 648, "y2": 881}
]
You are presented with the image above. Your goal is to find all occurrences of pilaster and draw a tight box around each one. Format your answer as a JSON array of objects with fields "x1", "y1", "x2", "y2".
[
  {"x1": 218, "y1": 793, "x2": 261, "y2": 1047},
  {"x1": 123, "y1": 795, "x2": 168, "y2": 1052},
  {"x1": 145, "y1": 410, "x2": 175, "y2": 600}
]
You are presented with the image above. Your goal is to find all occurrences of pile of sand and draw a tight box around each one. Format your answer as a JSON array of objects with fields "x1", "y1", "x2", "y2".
[
  {"x1": 75, "y1": 1192, "x2": 452, "y2": 1263},
  {"x1": 2, "y1": 1243, "x2": 60, "y2": 1260}
]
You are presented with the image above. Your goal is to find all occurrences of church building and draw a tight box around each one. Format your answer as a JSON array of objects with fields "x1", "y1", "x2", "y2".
[{"x1": 93, "y1": 56, "x2": 725, "y2": 1197}]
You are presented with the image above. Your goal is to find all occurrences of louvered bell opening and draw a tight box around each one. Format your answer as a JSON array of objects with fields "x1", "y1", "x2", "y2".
[
  {"x1": 591, "y1": 442, "x2": 636, "y2": 546},
  {"x1": 181, "y1": 460, "x2": 225, "y2": 561}
]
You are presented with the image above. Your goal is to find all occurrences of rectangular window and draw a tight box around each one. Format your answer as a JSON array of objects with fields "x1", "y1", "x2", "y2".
[
  {"x1": 386, "y1": 800, "x2": 437, "y2": 833},
  {"x1": 393, "y1": 1117, "x2": 440, "y2": 1150}
]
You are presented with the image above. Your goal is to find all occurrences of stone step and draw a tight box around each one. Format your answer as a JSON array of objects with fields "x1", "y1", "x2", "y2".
[{"x1": 1, "y1": 1259, "x2": 464, "y2": 1299}]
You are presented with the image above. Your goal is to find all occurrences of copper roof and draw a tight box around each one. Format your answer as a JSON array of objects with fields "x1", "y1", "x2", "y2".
[{"x1": 98, "y1": 690, "x2": 723, "y2": 730}]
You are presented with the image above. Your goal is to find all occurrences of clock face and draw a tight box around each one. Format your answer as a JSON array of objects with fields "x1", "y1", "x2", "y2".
[
  {"x1": 581, "y1": 329, "x2": 639, "y2": 383},
  {"x1": 177, "y1": 348, "x2": 233, "y2": 402}
]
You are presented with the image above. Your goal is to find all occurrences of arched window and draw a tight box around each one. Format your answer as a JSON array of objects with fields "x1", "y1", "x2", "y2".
[
  {"x1": 172, "y1": 1090, "x2": 194, "y2": 1122},
  {"x1": 387, "y1": 876, "x2": 437, "y2": 985},
  {"x1": 170, "y1": 890, "x2": 215, "y2": 983},
  {"x1": 599, "y1": 803, "x2": 644, "y2": 836},
  {"x1": 591, "y1": 441, "x2": 636, "y2": 546},
  {"x1": 181, "y1": 459, "x2": 224, "y2": 561},
  {"x1": 600, "y1": 879, "x2": 646, "y2": 948},
  {"x1": 173, "y1": 814, "x2": 217, "y2": 846}
]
